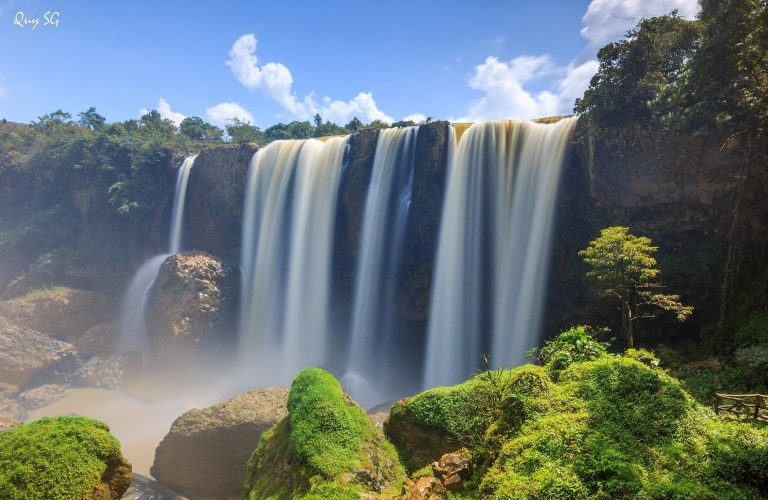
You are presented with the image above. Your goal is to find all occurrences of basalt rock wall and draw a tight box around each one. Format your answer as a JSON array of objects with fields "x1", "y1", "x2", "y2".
[{"x1": 183, "y1": 119, "x2": 768, "y2": 351}]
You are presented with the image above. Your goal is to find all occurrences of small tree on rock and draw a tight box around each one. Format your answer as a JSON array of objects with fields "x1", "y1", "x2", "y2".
[{"x1": 579, "y1": 226, "x2": 693, "y2": 347}]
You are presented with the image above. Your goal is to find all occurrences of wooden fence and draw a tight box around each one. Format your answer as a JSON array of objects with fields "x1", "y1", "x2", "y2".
[{"x1": 714, "y1": 393, "x2": 768, "y2": 422}]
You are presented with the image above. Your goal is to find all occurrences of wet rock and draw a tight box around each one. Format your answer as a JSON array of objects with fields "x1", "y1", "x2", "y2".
[
  {"x1": 0, "y1": 316, "x2": 81, "y2": 387},
  {"x1": 431, "y1": 448, "x2": 470, "y2": 493},
  {"x1": 76, "y1": 322, "x2": 120, "y2": 358},
  {"x1": 17, "y1": 384, "x2": 67, "y2": 410},
  {"x1": 0, "y1": 288, "x2": 111, "y2": 342},
  {"x1": 92, "y1": 452, "x2": 133, "y2": 500},
  {"x1": 151, "y1": 387, "x2": 288, "y2": 499},
  {"x1": 186, "y1": 145, "x2": 257, "y2": 261},
  {"x1": 73, "y1": 353, "x2": 142, "y2": 389},
  {"x1": 0, "y1": 396, "x2": 25, "y2": 421},
  {"x1": 0, "y1": 415, "x2": 21, "y2": 432},
  {"x1": 145, "y1": 251, "x2": 239, "y2": 357},
  {"x1": 384, "y1": 400, "x2": 463, "y2": 471},
  {"x1": 404, "y1": 476, "x2": 445, "y2": 500}
]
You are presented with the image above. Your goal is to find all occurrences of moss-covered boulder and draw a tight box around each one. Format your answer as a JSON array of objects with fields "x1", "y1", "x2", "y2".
[
  {"x1": 0, "y1": 416, "x2": 132, "y2": 499},
  {"x1": 243, "y1": 368, "x2": 405, "y2": 499},
  {"x1": 390, "y1": 349, "x2": 768, "y2": 498}
]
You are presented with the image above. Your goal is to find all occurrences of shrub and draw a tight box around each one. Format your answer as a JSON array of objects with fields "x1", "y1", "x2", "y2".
[
  {"x1": 536, "y1": 325, "x2": 609, "y2": 374},
  {"x1": 735, "y1": 312, "x2": 768, "y2": 347}
]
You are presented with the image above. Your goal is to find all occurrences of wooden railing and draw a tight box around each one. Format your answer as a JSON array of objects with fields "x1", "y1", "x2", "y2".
[{"x1": 714, "y1": 393, "x2": 768, "y2": 422}]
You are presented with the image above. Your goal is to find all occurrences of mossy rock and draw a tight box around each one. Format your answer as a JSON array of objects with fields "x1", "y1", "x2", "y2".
[
  {"x1": 0, "y1": 416, "x2": 131, "y2": 499},
  {"x1": 391, "y1": 346, "x2": 768, "y2": 499},
  {"x1": 243, "y1": 368, "x2": 405, "y2": 499},
  {"x1": 385, "y1": 364, "x2": 560, "y2": 471}
]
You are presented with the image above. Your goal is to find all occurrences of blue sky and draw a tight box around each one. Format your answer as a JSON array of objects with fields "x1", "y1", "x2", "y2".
[{"x1": 0, "y1": 0, "x2": 699, "y2": 128}]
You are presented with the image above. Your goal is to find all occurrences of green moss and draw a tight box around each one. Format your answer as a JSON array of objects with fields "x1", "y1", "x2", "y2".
[
  {"x1": 16, "y1": 285, "x2": 74, "y2": 300},
  {"x1": 560, "y1": 356, "x2": 689, "y2": 443},
  {"x1": 399, "y1": 342, "x2": 768, "y2": 499},
  {"x1": 243, "y1": 368, "x2": 405, "y2": 499},
  {"x1": 0, "y1": 416, "x2": 122, "y2": 500},
  {"x1": 287, "y1": 368, "x2": 376, "y2": 477}
]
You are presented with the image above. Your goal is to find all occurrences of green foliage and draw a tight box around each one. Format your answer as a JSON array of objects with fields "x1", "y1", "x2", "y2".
[
  {"x1": 265, "y1": 121, "x2": 314, "y2": 141},
  {"x1": 0, "y1": 416, "x2": 122, "y2": 500},
  {"x1": 735, "y1": 312, "x2": 768, "y2": 347},
  {"x1": 624, "y1": 348, "x2": 661, "y2": 367},
  {"x1": 536, "y1": 325, "x2": 608, "y2": 373},
  {"x1": 401, "y1": 350, "x2": 768, "y2": 498},
  {"x1": 244, "y1": 368, "x2": 405, "y2": 499},
  {"x1": 579, "y1": 227, "x2": 693, "y2": 347},
  {"x1": 225, "y1": 118, "x2": 265, "y2": 144},
  {"x1": 574, "y1": 14, "x2": 699, "y2": 129},
  {"x1": 179, "y1": 116, "x2": 223, "y2": 141},
  {"x1": 77, "y1": 107, "x2": 106, "y2": 130},
  {"x1": 663, "y1": 0, "x2": 768, "y2": 137}
]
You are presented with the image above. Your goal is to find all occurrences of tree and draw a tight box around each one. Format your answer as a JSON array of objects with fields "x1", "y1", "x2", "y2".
[
  {"x1": 179, "y1": 116, "x2": 223, "y2": 142},
  {"x1": 344, "y1": 116, "x2": 363, "y2": 133},
  {"x1": 574, "y1": 13, "x2": 699, "y2": 128},
  {"x1": 32, "y1": 110, "x2": 73, "y2": 129},
  {"x1": 77, "y1": 107, "x2": 106, "y2": 130},
  {"x1": 664, "y1": 0, "x2": 767, "y2": 137},
  {"x1": 579, "y1": 226, "x2": 693, "y2": 347},
  {"x1": 225, "y1": 118, "x2": 263, "y2": 144}
]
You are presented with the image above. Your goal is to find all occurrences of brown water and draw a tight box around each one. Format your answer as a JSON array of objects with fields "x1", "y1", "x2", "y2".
[{"x1": 27, "y1": 388, "x2": 217, "y2": 476}]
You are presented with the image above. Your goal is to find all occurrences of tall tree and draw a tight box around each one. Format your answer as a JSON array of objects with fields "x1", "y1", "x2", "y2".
[
  {"x1": 179, "y1": 117, "x2": 223, "y2": 142},
  {"x1": 574, "y1": 13, "x2": 699, "y2": 129},
  {"x1": 579, "y1": 226, "x2": 693, "y2": 347}
]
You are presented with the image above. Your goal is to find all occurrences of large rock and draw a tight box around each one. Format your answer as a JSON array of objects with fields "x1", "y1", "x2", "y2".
[
  {"x1": 145, "y1": 251, "x2": 239, "y2": 355},
  {"x1": 243, "y1": 369, "x2": 405, "y2": 499},
  {"x1": 151, "y1": 387, "x2": 288, "y2": 499},
  {"x1": 0, "y1": 288, "x2": 111, "y2": 342},
  {"x1": 73, "y1": 353, "x2": 142, "y2": 389},
  {"x1": 186, "y1": 145, "x2": 257, "y2": 261},
  {"x1": 76, "y1": 322, "x2": 120, "y2": 358},
  {"x1": 0, "y1": 316, "x2": 81, "y2": 387}
]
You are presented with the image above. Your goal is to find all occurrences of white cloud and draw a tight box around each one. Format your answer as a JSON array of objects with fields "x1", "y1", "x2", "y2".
[
  {"x1": 462, "y1": 0, "x2": 700, "y2": 120},
  {"x1": 205, "y1": 102, "x2": 255, "y2": 126},
  {"x1": 139, "y1": 98, "x2": 186, "y2": 127},
  {"x1": 581, "y1": 0, "x2": 700, "y2": 47},
  {"x1": 227, "y1": 34, "x2": 393, "y2": 124},
  {"x1": 402, "y1": 113, "x2": 427, "y2": 123},
  {"x1": 321, "y1": 92, "x2": 393, "y2": 124},
  {"x1": 464, "y1": 56, "x2": 560, "y2": 120}
]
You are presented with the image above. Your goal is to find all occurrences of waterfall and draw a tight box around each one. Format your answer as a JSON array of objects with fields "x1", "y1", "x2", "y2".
[
  {"x1": 117, "y1": 155, "x2": 197, "y2": 353},
  {"x1": 424, "y1": 118, "x2": 577, "y2": 388},
  {"x1": 239, "y1": 137, "x2": 349, "y2": 384},
  {"x1": 168, "y1": 155, "x2": 196, "y2": 254},
  {"x1": 345, "y1": 126, "x2": 418, "y2": 407}
]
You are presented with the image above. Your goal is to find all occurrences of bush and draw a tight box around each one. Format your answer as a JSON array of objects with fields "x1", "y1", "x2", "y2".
[
  {"x1": 624, "y1": 348, "x2": 661, "y2": 367},
  {"x1": 0, "y1": 416, "x2": 124, "y2": 500},
  {"x1": 735, "y1": 312, "x2": 768, "y2": 347},
  {"x1": 536, "y1": 325, "x2": 609, "y2": 374}
]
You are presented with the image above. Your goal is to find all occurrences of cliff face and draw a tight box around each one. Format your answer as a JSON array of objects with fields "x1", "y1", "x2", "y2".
[
  {"x1": 183, "y1": 121, "x2": 768, "y2": 349},
  {"x1": 547, "y1": 122, "x2": 768, "y2": 343}
]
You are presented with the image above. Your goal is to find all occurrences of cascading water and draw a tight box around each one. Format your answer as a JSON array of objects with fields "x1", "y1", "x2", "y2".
[
  {"x1": 117, "y1": 155, "x2": 197, "y2": 353},
  {"x1": 345, "y1": 126, "x2": 418, "y2": 407},
  {"x1": 424, "y1": 118, "x2": 577, "y2": 388},
  {"x1": 239, "y1": 137, "x2": 349, "y2": 384}
]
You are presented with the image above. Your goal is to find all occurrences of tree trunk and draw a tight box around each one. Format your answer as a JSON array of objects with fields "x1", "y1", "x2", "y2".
[{"x1": 622, "y1": 301, "x2": 634, "y2": 348}]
